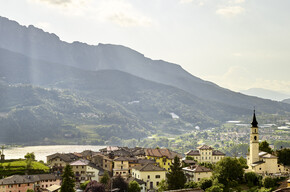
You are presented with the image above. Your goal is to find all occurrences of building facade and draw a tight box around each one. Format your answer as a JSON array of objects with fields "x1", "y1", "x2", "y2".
[
  {"x1": 132, "y1": 164, "x2": 166, "y2": 190},
  {"x1": 182, "y1": 165, "x2": 213, "y2": 182},
  {"x1": 246, "y1": 111, "x2": 290, "y2": 175},
  {"x1": 185, "y1": 145, "x2": 225, "y2": 164}
]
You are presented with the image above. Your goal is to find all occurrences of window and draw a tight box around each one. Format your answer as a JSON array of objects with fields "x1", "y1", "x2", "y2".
[
  {"x1": 27, "y1": 184, "x2": 30, "y2": 186},
  {"x1": 164, "y1": 163, "x2": 166, "y2": 165},
  {"x1": 157, "y1": 182, "x2": 159, "y2": 186},
  {"x1": 122, "y1": 161, "x2": 123, "y2": 164},
  {"x1": 82, "y1": 166, "x2": 84, "y2": 168},
  {"x1": 206, "y1": 152, "x2": 207, "y2": 155},
  {"x1": 156, "y1": 175, "x2": 160, "y2": 178},
  {"x1": 148, "y1": 175, "x2": 150, "y2": 179},
  {"x1": 198, "y1": 178, "x2": 200, "y2": 181},
  {"x1": 259, "y1": 168, "x2": 261, "y2": 170},
  {"x1": 18, "y1": 184, "x2": 21, "y2": 187},
  {"x1": 76, "y1": 166, "x2": 78, "y2": 168},
  {"x1": 278, "y1": 165, "x2": 280, "y2": 167}
]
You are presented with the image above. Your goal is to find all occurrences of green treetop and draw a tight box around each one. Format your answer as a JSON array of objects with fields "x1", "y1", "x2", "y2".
[
  {"x1": 61, "y1": 164, "x2": 75, "y2": 192},
  {"x1": 166, "y1": 156, "x2": 186, "y2": 190}
]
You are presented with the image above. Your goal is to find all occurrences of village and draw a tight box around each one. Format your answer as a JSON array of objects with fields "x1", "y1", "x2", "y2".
[{"x1": 0, "y1": 112, "x2": 289, "y2": 192}]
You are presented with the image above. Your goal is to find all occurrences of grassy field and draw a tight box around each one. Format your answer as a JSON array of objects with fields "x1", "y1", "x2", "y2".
[{"x1": 0, "y1": 160, "x2": 49, "y2": 171}]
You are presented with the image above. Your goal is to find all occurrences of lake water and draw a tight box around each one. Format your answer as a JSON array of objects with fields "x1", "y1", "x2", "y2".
[{"x1": 3, "y1": 145, "x2": 105, "y2": 163}]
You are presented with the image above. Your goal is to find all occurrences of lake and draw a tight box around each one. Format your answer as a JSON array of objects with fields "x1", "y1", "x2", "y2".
[{"x1": 3, "y1": 145, "x2": 105, "y2": 162}]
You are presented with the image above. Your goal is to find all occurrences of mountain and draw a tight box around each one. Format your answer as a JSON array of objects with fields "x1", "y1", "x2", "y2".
[
  {"x1": 0, "y1": 48, "x2": 251, "y2": 144},
  {"x1": 0, "y1": 16, "x2": 290, "y2": 144},
  {"x1": 240, "y1": 88, "x2": 290, "y2": 101},
  {"x1": 1, "y1": 16, "x2": 289, "y2": 115},
  {"x1": 282, "y1": 99, "x2": 290, "y2": 104}
]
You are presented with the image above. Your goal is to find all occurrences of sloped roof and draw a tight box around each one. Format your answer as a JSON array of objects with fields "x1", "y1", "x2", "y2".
[
  {"x1": 46, "y1": 184, "x2": 61, "y2": 192},
  {"x1": 212, "y1": 150, "x2": 225, "y2": 156},
  {"x1": 70, "y1": 159, "x2": 90, "y2": 166},
  {"x1": 132, "y1": 163, "x2": 166, "y2": 172},
  {"x1": 198, "y1": 145, "x2": 213, "y2": 150},
  {"x1": 127, "y1": 177, "x2": 146, "y2": 185},
  {"x1": 262, "y1": 153, "x2": 278, "y2": 159},
  {"x1": 0, "y1": 174, "x2": 60, "y2": 185},
  {"x1": 183, "y1": 165, "x2": 212, "y2": 173},
  {"x1": 251, "y1": 161, "x2": 265, "y2": 167},
  {"x1": 145, "y1": 148, "x2": 181, "y2": 159},
  {"x1": 137, "y1": 159, "x2": 156, "y2": 165},
  {"x1": 47, "y1": 153, "x2": 79, "y2": 162},
  {"x1": 185, "y1": 150, "x2": 200, "y2": 156}
]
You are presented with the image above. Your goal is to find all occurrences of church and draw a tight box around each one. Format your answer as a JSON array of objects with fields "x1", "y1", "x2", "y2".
[{"x1": 246, "y1": 111, "x2": 289, "y2": 175}]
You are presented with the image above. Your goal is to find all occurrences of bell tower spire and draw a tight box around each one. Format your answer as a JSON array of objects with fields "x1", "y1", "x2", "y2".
[{"x1": 249, "y1": 110, "x2": 259, "y2": 166}]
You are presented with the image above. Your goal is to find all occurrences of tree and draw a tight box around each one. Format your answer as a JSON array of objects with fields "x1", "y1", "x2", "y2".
[
  {"x1": 205, "y1": 184, "x2": 224, "y2": 192},
  {"x1": 198, "y1": 178, "x2": 212, "y2": 191},
  {"x1": 184, "y1": 181, "x2": 197, "y2": 188},
  {"x1": 100, "y1": 171, "x2": 110, "y2": 185},
  {"x1": 84, "y1": 181, "x2": 105, "y2": 192},
  {"x1": 157, "y1": 179, "x2": 168, "y2": 192},
  {"x1": 213, "y1": 157, "x2": 244, "y2": 188},
  {"x1": 238, "y1": 156, "x2": 248, "y2": 169},
  {"x1": 112, "y1": 175, "x2": 128, "y2": 191},
  {"x1": 166, "y1": 156, "x2": 186, "y2": 190},
  {"x1": 128, "y1": 181, "x2": 141, "y2": 192},
  {"x1": 244, "y1": 172, "x2": 259, "y2": 187},
  {"x1": 26, "y1": 189, "x2": 34, "y2": 192},
  {"x1": 81, "y1": 180, "x2": 91, "y2": 190},
  {"x1": 25, "y1": 152, "x2": 35, "y2": 160},
  {"x1": 61, "y1": 165, "x2": 75, "y2": 192},
  {"x1": 276, "y1": 148, "x2": 290, "y2": 166},
  {"x1": 259, "y1": 141, "x2": 272, "y2": 154},
  {"x1": 263, "y1": 177, "x2": 275, "y2": 189}
]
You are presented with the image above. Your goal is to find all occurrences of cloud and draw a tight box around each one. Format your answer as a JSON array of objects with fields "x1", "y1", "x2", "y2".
[
  {"x1": 97, "y1": 0, "x2": 152, "y2": 27},
  {"x1": 29, "y1": 0, "x2": 152, "y2": 27},
  {"x1": 234, "y1": 0, "x2": 245, "y2": 4},
  {"x1": 233, "y1": 52, "x2": 242, "y2": 57},
  {"x1": 179, "y1": 0, "x2": 205, "y2": 6},
  {"x1": 216, "y1": 6, "x2": 244, "y2": 17},
  {"x1": 30, "y1": 0, "x2": 73, "y2": 6}
]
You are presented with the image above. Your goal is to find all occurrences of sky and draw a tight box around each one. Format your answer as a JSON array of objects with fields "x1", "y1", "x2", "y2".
[{"x1": 0, "y1": 0, "x2": 290, "y2": 94}]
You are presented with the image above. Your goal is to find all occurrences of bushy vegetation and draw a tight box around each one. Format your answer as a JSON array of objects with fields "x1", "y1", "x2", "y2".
[{"x1": 0, "y1": 159, "x2": 49, "y2": 176}]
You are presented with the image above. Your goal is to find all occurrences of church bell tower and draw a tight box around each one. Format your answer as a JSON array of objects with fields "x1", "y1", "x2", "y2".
[{"x1": 249, "y1": 110, "x2": 259, "y2": 165}]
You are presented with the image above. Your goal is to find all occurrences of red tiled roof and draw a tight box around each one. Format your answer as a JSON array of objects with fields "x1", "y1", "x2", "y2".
[{"x1": 145, "y1": 148, "x2": 181, "y2": 159}]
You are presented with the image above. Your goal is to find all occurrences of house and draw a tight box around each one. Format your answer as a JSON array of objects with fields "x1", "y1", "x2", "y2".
[
  {"x1": 47, "y1": 153, "x2": 79, "y2": 174},
  {"x1": 0, "y1": 174, "x2": 61, "y2": 192},
  {"x1": 185, "y1": 145, "x2": 225, "y2": 164},
  {"x1": 182, "y1": 165, "x2": 213, "y2": 182},
  {"x1": 246, "y1": 111, "x2": 290, "y2": 175},
  {"x1": 113, "y1": 157, "x2": 130, "y2": 178},
  {"x1": 132, "y1": 163, "x2": 166, "y2": 190},
  {"x1": 145, "y1": 148, "x2": 182, "y2": 171},
  {"x1": 70, "y1": 159, "x2": 102, "y2": 183},
  {"x1": 127, "y1": 177, "x2": 147, "y2": 192}
]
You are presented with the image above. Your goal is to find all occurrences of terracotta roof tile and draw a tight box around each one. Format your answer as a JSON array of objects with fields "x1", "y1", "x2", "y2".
[{"x1": 132, "y1": 163, "x2": 166, "y2": 172}]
